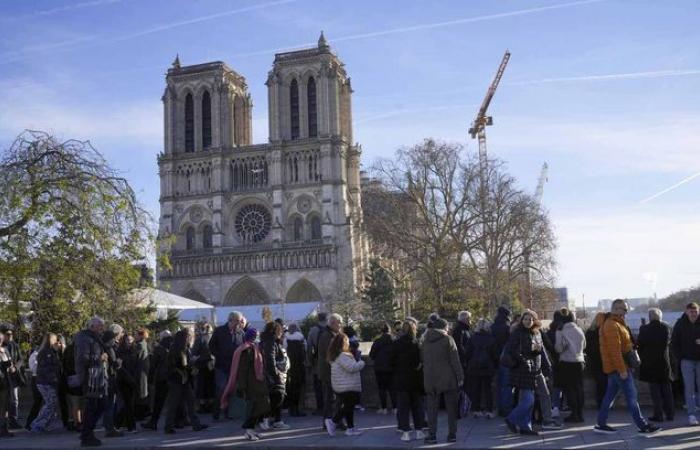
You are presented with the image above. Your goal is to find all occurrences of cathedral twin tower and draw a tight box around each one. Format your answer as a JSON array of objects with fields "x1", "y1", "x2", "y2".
[{"x1": 158, "y1": 33, "x2": 368, "y2": 307}]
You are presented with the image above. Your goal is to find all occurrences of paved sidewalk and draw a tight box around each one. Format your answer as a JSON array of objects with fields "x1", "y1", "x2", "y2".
[{"x1": 3, "y1": 410, "x2": 698, "y2": 449}]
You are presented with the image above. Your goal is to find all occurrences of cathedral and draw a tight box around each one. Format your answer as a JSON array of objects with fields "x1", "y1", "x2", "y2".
[{"x1": 157, "y1": 33, "x2": 369, "y2": 307}]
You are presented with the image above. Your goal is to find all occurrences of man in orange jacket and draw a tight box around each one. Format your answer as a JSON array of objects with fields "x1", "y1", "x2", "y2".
[{"x1": 593, "y1": 299, "x2": 660, "y2": 435}]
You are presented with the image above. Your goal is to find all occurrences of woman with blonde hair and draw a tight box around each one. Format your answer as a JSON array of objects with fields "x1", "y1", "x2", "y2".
[
  {"x1": 31, "y1": 332, "x2": 62, "y2": 433},
  {"x1": 325, "y1": 333, "x2": 365, "y2": 437}
]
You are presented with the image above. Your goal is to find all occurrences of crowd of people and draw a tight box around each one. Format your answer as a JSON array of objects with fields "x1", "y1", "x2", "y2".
[{"x1": 3, "y1": 298, "x2": 700, "y2": 445}]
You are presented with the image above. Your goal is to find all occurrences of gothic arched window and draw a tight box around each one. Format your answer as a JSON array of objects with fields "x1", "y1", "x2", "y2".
[
  {"x1": 202, "y1": 91, "x2": 212, "y2": 149},
  {"x1": 202, "y1": 224, "x2": 213, "y2": 249},
  {"x1": 307, "y1": 77, "x2": 317, "y2": 137},
  {"x1": 293, "y1": 217, "x2": 303, "y2": 241},
  {"x1": 310, "y1": 215, "x2": 322, "y2": 240},
  {"x1": 185, "y1": 93, "x2": 194, "y2": 152},
  {"x1": 185, "y1": 226, "x2": 195, "y2": 250},
  {"x1": 290, "y1": 79, "x2": 299, "y2": 139}
]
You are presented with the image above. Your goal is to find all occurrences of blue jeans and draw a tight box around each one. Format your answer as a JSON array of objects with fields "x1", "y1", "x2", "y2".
[
  {"x1": 507, "y1": 389, "x2": 535, "y2": 430},
  {"x1": 32, "y1": 385, "x2": 59, "y2": 432},
  {"x1": 680, "y1": 359, "x2": 700, "y2": 417},
  {"x1": 497, "y1": 366, "x2": 513, "y2": 415},
  {"x1": 597, "y1": 370, "x2": 647, "y2": 429}
]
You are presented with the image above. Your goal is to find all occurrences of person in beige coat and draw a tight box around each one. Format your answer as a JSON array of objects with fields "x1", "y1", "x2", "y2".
[
  {"x1": 325, "y1": 333, "x2": 364, "y2": 437},
  {"x1": 421, "y1": 317, "x2": 464, "y2": 444}
]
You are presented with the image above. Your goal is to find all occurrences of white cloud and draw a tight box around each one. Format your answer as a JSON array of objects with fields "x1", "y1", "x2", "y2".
[
  {"x1": 0, "y1": 80, "x2": 161, "y2": 147},
  {"x1": 554, "y1": 209, "x2": 700, "y2": 305}
]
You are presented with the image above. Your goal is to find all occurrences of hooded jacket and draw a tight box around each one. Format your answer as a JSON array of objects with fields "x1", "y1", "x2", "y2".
[
  {"x1": 597, "y1": 312, "x2": 633, "y2": 375},
  {"x1": 672, "y1": 314, "x2": 700, "y2": 362},
  {"x1": 491, "y1": 307, "x2": 511, "y2": 357},
  {"x1": 452, "y1": 321, "x2": 471, "y2": 368},
  {"x1": 420, "y1": 328, "x2": 464, "y2": 393}
]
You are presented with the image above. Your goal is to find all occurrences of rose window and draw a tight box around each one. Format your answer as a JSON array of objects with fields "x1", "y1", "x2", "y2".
[{"x1": 235, "y1": 204, "x2": 271, "y2": 243}]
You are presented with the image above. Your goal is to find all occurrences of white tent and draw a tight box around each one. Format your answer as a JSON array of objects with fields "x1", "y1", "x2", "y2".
[
  {"x1": 179, "y1": 301, "x2": 320, "y2": 328},
  {"x1": 128, "y1": 288, "x2": 215, "y2": 322}
]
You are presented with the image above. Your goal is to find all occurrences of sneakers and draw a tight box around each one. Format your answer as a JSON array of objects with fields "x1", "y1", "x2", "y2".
[
  {"x1": 639, "y1": 424, "x2": 661, "y2": 435},
  {"x1": 689, "y1": 415, "x2": 699, "y2": 426},
  {"x1": 193, "y1": 424, "x2": 208, "y2": 432},
  {"x1": 447, "y1": 434, "x2": 457, "y2": 442},
  {"x1": 520, "y1": 428, "x2": 539, "y2": 436},
  {"x1": 105, "y1": 429, "x2": 124, "y2": 437},
  {"x1": 472, "y1": 411, "x2": 483, "y2": 418},
  {"x1": 415, "y1": 430, "x2": 426, "y2": 440},
  {"x1": 542, "y1": 420, "x2": 563, "y2": 430},
  {"x1": 484, "y1": 412, "x2": 495, "y2": 419},
  {"x1": 594, "y1": 424, "x2": 617, "y2": 434},
  {"x1": 551, "y1": 407, "x2": 560, "y2": 418},
  {"x1": 401, "y1": 431, "x2": 412, "y2": 441},
  {"x1": 424, "y1": 435, "x2": 437, "y2": 444},
  {"x1": 259, "y1": 418, "x2": 271, "y2": 431},
  {"x1": 244, "y1": 429, "x2": 260, "y2": 441},
  {"x1": 272, "y1": 421, "x2": 290, "y2": 430},
  {"x1": 345, "y1": 427, "x2": 363, "y2": 436},
  {"x1": 377, "y1": 408, "x2": 387, "y2": 415},
  {"x1": 324, "y1": 418, "x2": 337, "y2": 436}
]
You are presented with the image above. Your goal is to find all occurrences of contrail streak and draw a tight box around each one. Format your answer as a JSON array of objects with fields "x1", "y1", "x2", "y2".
[
  {"x1": 231, "y1": 0, "x2": 608, "y2": 58},
  {"x1": 1, "y1": 0, "x2": 125, "y2": 21},
  {"x1": 0, "y1": 0, "x2": 296, "y2": 64},
  {"x1": 639, "y1": 171, "x2": 700, "y2": 204},
  {"x1": 509, "y1": 69, "x2": 700, "y2": 85}
]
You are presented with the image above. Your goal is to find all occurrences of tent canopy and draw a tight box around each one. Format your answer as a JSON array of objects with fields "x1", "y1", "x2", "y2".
[
  {"x1": 178, "y1": 301, "x2": 320, "y2": 328},
  {"x1": 129, "y1": 288, "x2": 214, "y2": 310}
]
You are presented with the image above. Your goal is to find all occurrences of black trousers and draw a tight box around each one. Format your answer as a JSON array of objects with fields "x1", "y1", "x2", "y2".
[
  {"x1": 396, "y1": 390, "x2": 425, "y2": 431},
  {"x1": 375, "y1": 371, "x2": 395, "y2": 410},
  {"x1": 468, "y1": 375, "x2": 494, "y2": 412},
  {"x1": 150, "y1": 381, "x2": 169, "y2": 424},
  {"x1": 287, "y1": 381, "x2": 304, "y2": 412},
  {"x1": 313, "y1": 375, "x2": 324, "y2": 411},
  {"x1": 164, "y1": 382, "x2": 200, "y2": 431},
  {"x1": 116, "y1": 387, "x2": 136, "y2": 430},
  {"x1": 25, "y1": 377, "x2": 43, "y2": 428},
  {"x1": 559, "y1": 362, "x2": 584, "y2": 418},
  {"x1": 321, "y1": 379, "x2": 337, "y2": 419},
  {"x1": 649, "y1": 381, "x2": 675, "y2": 419},
  {"x1": 268, "y1": 389, "x2": 285, "y2": 422},
  {"x1": 81, "y1": 397, "x2": 106, "y2": 442},
  {"x1": 592, "y1": 370, "x2": 607, "y2": 409},
  {"x1": 333, "y1": 391, "x2": 360, "y2": 429},
  {"x1": 58, "y1": 383, "x2": 69, "y2": 427}
]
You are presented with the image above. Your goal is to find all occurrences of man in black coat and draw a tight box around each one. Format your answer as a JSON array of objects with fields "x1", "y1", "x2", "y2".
[
  {"x1": 491, "y1": 306, "x2": 512, "y2": 416},
  {"x1": 208, "y1": 311, "x2": 247, "y2": 421},
  {"x1": 638, "y1": 308, "x2": 674, "y2": 422},
  {"x1": 671, "y1": 302, "x2": 700, "y2": 425}
]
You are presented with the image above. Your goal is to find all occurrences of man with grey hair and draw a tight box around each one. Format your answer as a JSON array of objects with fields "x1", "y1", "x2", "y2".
[
  {"x1": 74, "y1": 316, "x2": 109, "y2": 446},
  {"x1": 209, "y1": 311, "x2": 247, "y2": 420},
  {"x1": 317, "y1": 313, "x2": 342, "y2": 429},
  {"x1": 638, "y1": 308, "x2": 674, "y2": 422}
]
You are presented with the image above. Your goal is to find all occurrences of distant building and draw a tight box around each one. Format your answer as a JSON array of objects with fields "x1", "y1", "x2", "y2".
[{"x1": 598, "y1": 297, "x2": 652, "y2": 311}]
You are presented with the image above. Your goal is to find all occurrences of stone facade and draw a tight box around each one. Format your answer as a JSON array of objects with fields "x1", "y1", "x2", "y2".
[{"x1": 157, "y1": 33, "x2": 369, "y2": 306}]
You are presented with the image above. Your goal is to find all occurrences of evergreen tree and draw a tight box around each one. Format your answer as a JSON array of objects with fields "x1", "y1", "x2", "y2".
[{"x1": 363, "y1": 258, "x2": 397, "y2": 320}]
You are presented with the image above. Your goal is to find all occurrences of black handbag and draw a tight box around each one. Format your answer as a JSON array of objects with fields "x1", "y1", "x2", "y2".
[{"x1": 624, "y1": 349, "x2": 641, "y2": 369}]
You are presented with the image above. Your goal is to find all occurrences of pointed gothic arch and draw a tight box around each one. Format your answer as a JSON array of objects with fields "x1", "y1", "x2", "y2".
[
  {"x1": 290, "y1": 78, "x2": 299, "y2": 139},
  {"x1": 184, "y1": 92, "x2": 194, "y2": 152},
  {"x1": 224, "y1": 276, "x2": 270, "y2": 306},
  {"x1": 182, "y1": 289, "x2": 207, "y2": 303},
  {"x1": 286, "y1": 278, "x2": 322, "y2": 304},
  {"x1": 307, "y1": 77, "x2": 317, "y2": 137},
  {"x1": 201, "y1": 90, "x2": 212, "y2": 148}
]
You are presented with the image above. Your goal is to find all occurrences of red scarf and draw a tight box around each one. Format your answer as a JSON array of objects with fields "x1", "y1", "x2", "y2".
[{"x1": 220, "y1": 341, "x2": 264, "y2": 409}]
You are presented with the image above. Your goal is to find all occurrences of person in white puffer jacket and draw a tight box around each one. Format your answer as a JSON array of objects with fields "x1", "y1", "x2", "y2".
[{"x1": 326, "y1": 333, "x2": 364, "y2": 437}]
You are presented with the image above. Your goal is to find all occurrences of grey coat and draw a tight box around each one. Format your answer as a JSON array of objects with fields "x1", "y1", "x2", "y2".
[{"x1": 420, "y1": 328, "x2": 464, "y2": 394}]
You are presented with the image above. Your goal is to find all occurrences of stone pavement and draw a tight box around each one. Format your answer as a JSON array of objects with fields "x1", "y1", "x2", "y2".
[{"x1": 3, "y1": 409, "x2": 700, "y2": 449}]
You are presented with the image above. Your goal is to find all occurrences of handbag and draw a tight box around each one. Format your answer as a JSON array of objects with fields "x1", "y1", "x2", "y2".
[
  {"x1": 458, "y1": 389, "x2": 471, "y2": 418},
  {"x1": 624, "y1": 349, "x2": 641, "y2": 369}
]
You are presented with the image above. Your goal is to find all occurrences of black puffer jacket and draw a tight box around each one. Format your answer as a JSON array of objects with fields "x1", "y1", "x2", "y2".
[
  {"x1": 672, "y1": 314, "x2": 700, "y2": 361},
  {"x1": 391, "y1": 333, "x2": 423, "y2": 393},
  {"x1": 465, "y1": 331, "x2": 498, "y2": 377},
  {"x1": 452, "y1": 321, "x2": 471, "y2": 368},
  {"x1": 369, "y1": 333, "x2": 394, "y2": 373},
  {"x1": 261, "y1": 331, "x2": 289, "y2": 393},
  {"x1": 506, "y1": 326, "x2": 550, "y2": 390},
  {"x1": 74, "y1": 329, "x2": 107, "y2": 397},
  {"x1": 36, "y1": 347, "x2": 62, "y2": 387},
  {"x1": 491, "y1": 307, "x2": 511, "y2": 358}
]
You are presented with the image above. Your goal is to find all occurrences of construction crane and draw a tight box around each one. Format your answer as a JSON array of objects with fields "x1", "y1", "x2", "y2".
[
  {"x1": 469, "y1": 50, "x2": 511, "y2": 168},
  {"x1": 534, "y1": 162, "x2": 549, "y2": 205},
  {"x1": 525, "y1": 162, "x2": 549, "y2": 309}
]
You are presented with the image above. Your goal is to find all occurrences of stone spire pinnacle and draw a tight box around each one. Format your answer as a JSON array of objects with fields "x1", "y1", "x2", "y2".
[
  {"x1": 172, "y1": 54, "x2": 181, "y2": 69},
  {"x1": 318, "y1": 31, "x2": 328, "y2": 48}
]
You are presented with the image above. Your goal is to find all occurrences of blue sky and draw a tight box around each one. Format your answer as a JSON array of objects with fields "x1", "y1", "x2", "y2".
[{"x1": 1, "y1": 0, "x2": 698, "y2": 306}]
